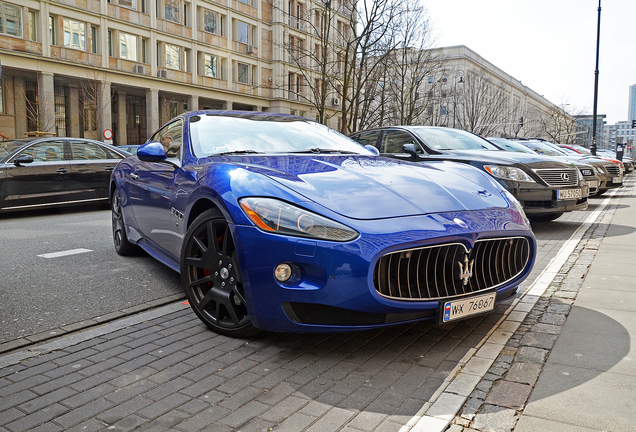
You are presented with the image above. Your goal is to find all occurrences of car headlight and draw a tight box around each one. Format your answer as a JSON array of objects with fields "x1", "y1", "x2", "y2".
[
  {"x1": 483, "y1": 165, "x2": 535, "y2": 183},
  {"x1": 239, "y1": 197, "x2": 359, "y2": 242},
  {"x1": 593, "y1": 166, "x2": 606, "y2": 175}
]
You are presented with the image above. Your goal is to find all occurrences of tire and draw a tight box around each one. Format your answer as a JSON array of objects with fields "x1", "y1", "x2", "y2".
[
  {"x1": 528, "y1": 212, "x2": 564, "y2": 222},
  {"x1": 111, "y1": 188, "x2": 140, "y2": 256},
  {"x1": 181, "y1": 209, "x2": 259, "y2": 337}
]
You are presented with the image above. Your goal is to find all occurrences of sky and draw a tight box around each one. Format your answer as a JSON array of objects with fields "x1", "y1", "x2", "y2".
[{"x1": 422, "y1": 0, "x2": 635, "y2": 124}]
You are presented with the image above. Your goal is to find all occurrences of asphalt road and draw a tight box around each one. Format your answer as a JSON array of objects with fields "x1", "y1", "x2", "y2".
[
  {"x1": 0, "y1": 200, "x2": 596, "y2": 346},
  {"x1": 0, "y1": 205, "x2": 182, "y2": 344}
]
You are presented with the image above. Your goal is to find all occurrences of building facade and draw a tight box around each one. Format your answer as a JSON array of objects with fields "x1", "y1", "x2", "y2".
[
  {"x1": 573, "y1": 114, "x2": 606, "y2": 148},
  {"x1": 0, "y1": 0, "x2": 350, "y2": 143}
]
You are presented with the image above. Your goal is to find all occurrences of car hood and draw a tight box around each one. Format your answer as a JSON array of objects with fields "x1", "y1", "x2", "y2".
[
  {"x1": 436, "y1": 149, "x2": 575, "y2": 168},
  {"x1": 223, "y1": 155, "x2": 509, "y2": 220}
]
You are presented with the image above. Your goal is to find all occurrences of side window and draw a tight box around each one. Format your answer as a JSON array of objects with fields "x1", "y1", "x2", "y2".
[
  {"x1": 380, "y1": 131, "x2": 422, "y2": 154},
  {"x1": 153, "y1": 119, "x2": 183, "y2": 159},
  {"x1": 350, "y1": 131, "x2": 381, "y2": 149},
  {"x1": 20, "y1": 141, "x2": 66, "y2": 162},
  {"x1": 69, "y1": 141, "x2": 110, "y2": 160}
]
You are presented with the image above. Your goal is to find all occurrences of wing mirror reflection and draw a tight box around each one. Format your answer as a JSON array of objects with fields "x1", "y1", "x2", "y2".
[{"x1": 14, "y1": 155, "x2": 34, "y2": 166}]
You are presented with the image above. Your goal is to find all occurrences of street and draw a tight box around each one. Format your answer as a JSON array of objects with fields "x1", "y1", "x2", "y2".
[{"x1": 0, "y1": 206, "x2": 182, "y2": 345}]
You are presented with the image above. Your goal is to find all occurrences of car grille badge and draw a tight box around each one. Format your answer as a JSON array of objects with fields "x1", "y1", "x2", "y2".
[
  {"x1": 458, "y1": 255, "x2": 475, "y2": 285},
  {"x1": 453, "y1": 218, "x2": 468, "y2": 229}
]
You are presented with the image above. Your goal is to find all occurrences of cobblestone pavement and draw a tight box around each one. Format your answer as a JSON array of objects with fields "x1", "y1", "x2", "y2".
[
  {"x1": 447, "y1": 176, "x2": 635, "y2": 432},
  {"x1": 0, "y1": 179, "x2": 630, "y2": 432}
]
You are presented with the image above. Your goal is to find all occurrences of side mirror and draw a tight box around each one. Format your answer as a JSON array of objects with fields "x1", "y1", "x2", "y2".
[
  {"x1": 402, "y1": 143, "x2": 418, "y2": 160},
  {"x1": 137, "y1": 142, "x2": 167, "y2": 162},
  {"x1": 14, "y1": 155, "x2": 34, "y2": 166},
  {"x1": 365, "y1": 145, "x2": 380, "y2": 156}
]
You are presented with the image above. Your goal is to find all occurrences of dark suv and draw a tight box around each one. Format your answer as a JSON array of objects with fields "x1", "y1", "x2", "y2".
[{"x1": 350, "y1": 126, "x2": 588, "y2": 222}]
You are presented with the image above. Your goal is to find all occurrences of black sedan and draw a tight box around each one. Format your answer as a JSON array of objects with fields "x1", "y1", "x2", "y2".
[
  {"x1": 0, "y1": 137, "x2": 129, "y2": 212},
  {"x1": 350, "y1": 126, "x2": 589, "y2": 222}
]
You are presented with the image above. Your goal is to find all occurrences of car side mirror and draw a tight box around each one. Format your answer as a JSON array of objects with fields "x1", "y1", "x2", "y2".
[
  {"x1": 14, "y1": 155, "x2": 34, "y2": 166},
  {"x1": 402, "y1": 143, "x2": 418, "y2": 160},
  {"x1": 137, "y1": 142, "x2": 168, "y2": 162},
  {"x1": 365, "y1": 145, "x2": 380, "y2": 156}
]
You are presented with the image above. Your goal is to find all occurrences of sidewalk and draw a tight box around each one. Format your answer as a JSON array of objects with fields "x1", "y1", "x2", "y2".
[
  {"x1": 449, "y1": 175, "x2": 636, "y2": 432},
  {"x1": 0, "y1": 177, "x2": 633, "y2": 432}
]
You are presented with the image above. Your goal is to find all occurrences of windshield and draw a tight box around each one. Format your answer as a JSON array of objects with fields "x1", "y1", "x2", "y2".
[
  {"x1": 189, "y1": 114, "x2": 372, "y2": 157},
  {"x1": 487, "y1": 138, "x2": 535, "y2": 154},
  {"x1": 522, "y1": 141, "x2": 565, "y2": 156},
  {"x1": 571, "y1": 145, "x2": 592, "y2": 156},
  {"x1": 410, "y1": 127, "x2": 499, "y2": 151},
  {"x1": 558, "y1": 146, "x2": 580, "y2": 155}
]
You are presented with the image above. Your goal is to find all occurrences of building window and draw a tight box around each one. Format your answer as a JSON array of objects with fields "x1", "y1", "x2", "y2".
[
  {"x1": 237, "y1": 0, "x2": 250, "y2": 4},
  {"x1": 165, "y1": 0, "x2": 179, "y2": 23},
  {"x1": 119, "y1": 0, "x2": 137, "y2": 9},
  {"x1": 204, "y1": 54, "x2": 218, "y2": 78},
  {"x1": 441, "y1": 106, "x2": 447, "y2": 115},
  {"x1": 108, "y1": 30, "x2": 112, "y2": 56},
  {"x1": 119, "y1": 32, "x2": 137, "y2": 61},
  {"x1": 0, "y1": 2, "x2": 22, "y2": 37},
  {"x1": 90, "y1": 25, "x2": 97, "y2": 53},
  {"x1": 237, "y1": 62, "x2": 249, "y2": 84},
  {"x1": 0, "y1": 79, "x2": 4, "y2": 113},
  {"x1": 28, "y1": 11, "x2": 35, "y2": 41},
  {"x1": 165, "y1": 44, "x2": 181, "y2": 69},
  {"x1": 63, "y1": 18, "x2": 85, "y2": 50},
  {"x1": 203, "y1": 10, "x2": 217, "y2": 34},
  {"x1": 236, "y1": 21, "x2": 250, "y2": 44},
  {"x1": 49, "y1": 15, "x2": 55, "y2": 44}
]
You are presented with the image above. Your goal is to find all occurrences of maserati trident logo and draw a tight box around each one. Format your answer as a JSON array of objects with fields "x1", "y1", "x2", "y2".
[{"x1": 458, "y1": 255, "x2": 474, "y2": 285}]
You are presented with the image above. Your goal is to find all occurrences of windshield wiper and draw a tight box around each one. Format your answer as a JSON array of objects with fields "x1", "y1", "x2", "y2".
[
  {"x1": 290, "y1": 148, "x2": 359, "y2": 154},
  {"x1": 214, "y1": 150, "x2": 263, "y2": 156}
]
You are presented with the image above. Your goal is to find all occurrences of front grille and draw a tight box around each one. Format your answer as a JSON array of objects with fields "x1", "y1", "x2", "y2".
[
  {"x1": 604, "y1": 164, "x2": 621, "y2": 176},
  {"x1": 533, "y1": 168, "x2": 578, "y2": 187},
  {"x1": 374, "y1": 237, "x2": 531, "y2": 300}
]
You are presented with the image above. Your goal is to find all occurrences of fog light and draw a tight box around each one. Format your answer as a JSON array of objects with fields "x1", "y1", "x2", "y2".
[{"x1": 275, "y1": 263, "x2": 293, "y2": 282}]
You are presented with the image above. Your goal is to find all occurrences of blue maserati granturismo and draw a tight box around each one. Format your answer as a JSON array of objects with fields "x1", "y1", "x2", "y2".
[{"x1": 110, "y1": 111, "x2": 536, "y2": 337}]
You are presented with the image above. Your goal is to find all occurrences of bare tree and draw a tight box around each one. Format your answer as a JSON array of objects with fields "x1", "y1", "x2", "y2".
[{"x1": 454, "y1": 70, "x2": 509, "y2": 137}]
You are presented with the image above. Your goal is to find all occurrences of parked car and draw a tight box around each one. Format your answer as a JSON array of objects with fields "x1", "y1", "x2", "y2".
[
  {"x1": 557, "y1": 144, "x2": 624, "y2": 193},
  {"x1": 0, "y1": 137, "x2": 130, "y2": 212},
  {"x1": 350, "y1": 126, "x2": 589, "y2": 222},
  {"x1": 596, "y1": 149, "x2": 633, "y2": 173},
  {"x1": 488, "y1": 138, "x2": 602, "y2": 196},
  {"x1": 111, "y1": 111, "x2": 536, "y2": 337},
  {"x1": 117, "y1": 144, "x2": 140, "y2": 155}
]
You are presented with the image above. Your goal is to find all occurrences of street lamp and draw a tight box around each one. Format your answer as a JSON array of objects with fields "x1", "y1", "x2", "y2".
[{"x1": 453, "y1": 70, "x2": 464, "y2": 128}]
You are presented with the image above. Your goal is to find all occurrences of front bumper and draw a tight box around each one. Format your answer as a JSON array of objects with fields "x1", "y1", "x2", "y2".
[
  {"x1": 231, "y1": 208, "x2": 536, "y2": 333},
  {"x1": 504, "y1": 182, "x2": 589, "y2": 215}
]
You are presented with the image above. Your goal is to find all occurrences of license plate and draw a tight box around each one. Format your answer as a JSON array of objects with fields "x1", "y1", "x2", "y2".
[
  {"x1": 557, "y1": 189, "x2": 582, "y2": 200},
  {"x1": 588, "y1": 180, "x2": 598, "y2": 188},
  {"x1": 613, "y1": 177, "x2": 622, "y2": 183},
  {"x1": 441, "y1": 292, "x2": 496, "y2": 323}
]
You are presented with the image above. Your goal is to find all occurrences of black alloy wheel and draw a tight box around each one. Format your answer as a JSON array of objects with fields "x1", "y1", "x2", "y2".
[
  {"x1": 181, "y1": 209, "x2": 258, "y2": 337},
  {"x1": 112, "y1": 189, "x2": 139, "y2": 255}
]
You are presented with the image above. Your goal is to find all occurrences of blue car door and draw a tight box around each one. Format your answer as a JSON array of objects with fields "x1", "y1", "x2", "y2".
[{"x1": 128, "y1": 119, "x2": 185, "y2": 259}]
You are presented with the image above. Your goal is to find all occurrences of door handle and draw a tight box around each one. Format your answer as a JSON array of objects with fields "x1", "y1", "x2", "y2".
[
  {"x1": 56, "y1": 168, "x2": 68, "y2": 174},
  {"x1": 130, "y1": 173, "x2": 139, "y2": 180}
]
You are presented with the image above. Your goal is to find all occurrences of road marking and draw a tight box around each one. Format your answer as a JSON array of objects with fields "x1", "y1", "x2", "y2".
[{"x1": 37, "y1": 248, "x2": 93, "y2": 259}]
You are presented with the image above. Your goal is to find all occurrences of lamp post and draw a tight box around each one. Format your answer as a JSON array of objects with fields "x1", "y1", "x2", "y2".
[
  {"x1": 591, "y1": 0, "x2": 601, "y2": 156},
  {"x1": 453, "y1": 70, "x2": 464, "y2": 129}
]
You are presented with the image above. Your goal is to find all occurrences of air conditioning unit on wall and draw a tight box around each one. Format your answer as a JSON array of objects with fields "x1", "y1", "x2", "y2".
[
  {"x1": 246, "y1": 45, "x2": 254, "y2": 54},
  {"x1": 157, "y1": 69, "x2": 168, "y2": 78},
  {"x1": 134, "y1": 64, "x2": 145, "y2": 74}
]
